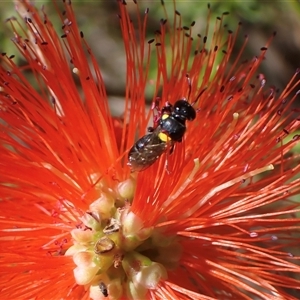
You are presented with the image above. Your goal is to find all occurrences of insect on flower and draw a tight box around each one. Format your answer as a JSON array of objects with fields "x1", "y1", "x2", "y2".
[
  {"x1": 99, "y1": 282, "x2": 108, "y2": 298},
  {"x1": 127, "y1": 75, "x2": 204, "y2": 172}
]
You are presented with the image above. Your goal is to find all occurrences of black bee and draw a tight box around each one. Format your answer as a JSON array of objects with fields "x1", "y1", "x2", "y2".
[
  {"x1": 99, "y1": 282, "x2": 108, "y2": 297},
  {"x1": 127, "y1": 75, "x2": 204, "y2": 172},
  {"x1": 127, "y1": 127, "x2": 173, "y2": 172},
  {"x1": 127, "y1": 99, "x2": 197, "y2": 172}
]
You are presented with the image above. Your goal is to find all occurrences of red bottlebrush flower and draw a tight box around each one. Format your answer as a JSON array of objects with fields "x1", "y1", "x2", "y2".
[{"x1": 1, "y1": 0, "x2": 300, "y2": 299}]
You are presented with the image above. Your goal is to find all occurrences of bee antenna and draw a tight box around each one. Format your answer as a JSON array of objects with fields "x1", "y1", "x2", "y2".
[
  {"x1": 186, "y1": 73, "x2": 192, "y2": 101},
  {"x1": 191, "y1": 87, "x2": 207, "y2": 106}
]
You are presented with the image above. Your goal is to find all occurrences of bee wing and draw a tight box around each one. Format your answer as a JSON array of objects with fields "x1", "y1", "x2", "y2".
[{"x1": 128, "y1": 129, "x2": 168, "y2": 172}]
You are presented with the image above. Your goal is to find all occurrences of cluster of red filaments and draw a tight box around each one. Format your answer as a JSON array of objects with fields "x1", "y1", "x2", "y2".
[{"x1": 0, "y1": 0, "x2": 300, "y2": 299}]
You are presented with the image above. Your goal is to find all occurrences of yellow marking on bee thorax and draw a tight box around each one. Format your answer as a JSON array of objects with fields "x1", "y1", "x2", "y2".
[
  {"x1": 159, "y1": 114, "x2": 171, "y2": 142},
  {"x1": 158, "y1": 131, "x2": 171, "y2": 142}
]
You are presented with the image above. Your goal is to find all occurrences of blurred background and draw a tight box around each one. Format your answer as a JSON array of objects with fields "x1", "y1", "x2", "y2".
[{"x1": 1, "y1": 0, "x2": 300, "y2": 111}]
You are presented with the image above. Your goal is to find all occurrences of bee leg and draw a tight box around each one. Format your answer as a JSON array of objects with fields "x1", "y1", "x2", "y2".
[
  {"x1": 161, "y1": 101, "x2": 173, "y2": 115},
  {"x1": 164, "y1": 157, "x2": 172, "y2": 175},
  {"x1": 152, "y1": 97, "x2": 162, "y2": 127},
  {"x1": 151, "y1": 97, "x2": 161, "y2": 111},
  {"x1": 164, "y1": 140, "x2": 174, "y2": 175},
  {"x1": 169, "y1": 144, "x2": 174, "y2": 154}
]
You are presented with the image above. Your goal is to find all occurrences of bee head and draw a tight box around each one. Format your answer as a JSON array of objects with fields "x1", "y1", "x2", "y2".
[{"x1": 173, "y1": 99, "x2": 196, "y2": 121}]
